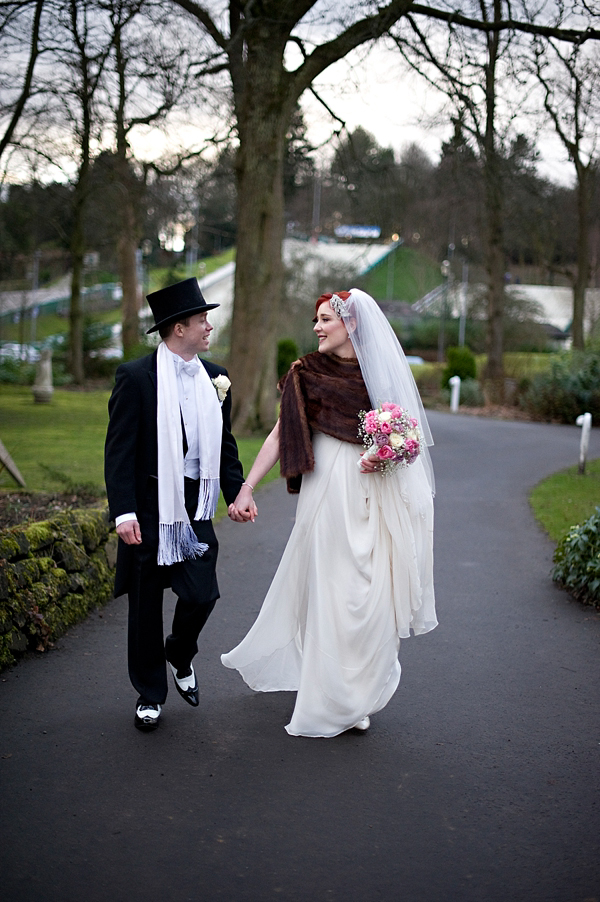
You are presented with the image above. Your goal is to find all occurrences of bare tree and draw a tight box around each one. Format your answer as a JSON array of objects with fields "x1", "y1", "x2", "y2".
[
  {"x1": 101, "y1": 0, "x2": 202, "y2": 355},
  {"x1": 57, "y1": 0, "x2": 112, "y2": 382},
  {"x1": 170, "y1": 0, "x2": 421, "y2": 431},
  {"x1": 169, "y1": 0, "x2": 600, "y2": 429},
  {"x1": 0, "y1": 0, "x2": 46, "y2": 163},
  {"x1": 391, "y1": 1, "x2": 534, "y2": 400},
  {"x1": 532, "y1": 36, "x2": 600, "y2": 349}
]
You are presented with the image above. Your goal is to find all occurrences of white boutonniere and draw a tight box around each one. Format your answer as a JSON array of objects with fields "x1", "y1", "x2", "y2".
[{"x1": 212, "y1": 374, "x2": 231, "y2": 403}]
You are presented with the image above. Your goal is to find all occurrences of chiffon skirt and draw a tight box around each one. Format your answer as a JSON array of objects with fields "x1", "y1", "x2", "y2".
[{"x1": 221, "y1": 433, "x2": 437, "y2": 737}]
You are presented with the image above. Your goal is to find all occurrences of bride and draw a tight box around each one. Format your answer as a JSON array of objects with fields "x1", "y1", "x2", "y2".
[{"x1": 222, "y1": 288, "x2": 437, "y2": 738}]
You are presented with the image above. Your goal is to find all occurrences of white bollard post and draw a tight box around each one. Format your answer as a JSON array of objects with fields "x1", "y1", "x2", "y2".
[
  {"x1": 449, "y1": 375, "x2": 461, "y2": 413},
  {"x1": 575, "y1": 412, "x2": 592, "y2": 474}
]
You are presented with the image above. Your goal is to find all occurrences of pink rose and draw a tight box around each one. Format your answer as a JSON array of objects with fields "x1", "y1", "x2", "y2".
[
  {"x1": 380, "y1": 421, "x2": 392, "y2": 434},
  {"x1": 364, "y1": 420, "x2": 377, "y2": 434},
  {"x1": 377, "y1": 445, "x2": 396, "y2": 460},
  {"x1": 405, "y1": 438, "x2": 419, "y2": 453},
  {"x1": 381, "y1": 402, "x2": 395, "y2": 412},
  {"x1": 410, "y1": 417, "x2": 418, "y2": 428}
]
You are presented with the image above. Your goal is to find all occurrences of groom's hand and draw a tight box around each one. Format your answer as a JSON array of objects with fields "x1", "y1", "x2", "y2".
[
  {"x1": 228, "y1": 486, "x2": 258, "y2": 523},
  {"x1": 117, "y1": 519, "x2": 142, "y2": 544}
]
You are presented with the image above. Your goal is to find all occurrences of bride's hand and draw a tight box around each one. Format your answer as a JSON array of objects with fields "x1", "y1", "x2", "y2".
[
  {"x1": 228, "y1": 485, "x2": 258, "y2": 523},
  {"x1": 359, "y1": 453, "x2": 380, "y2": 474}
]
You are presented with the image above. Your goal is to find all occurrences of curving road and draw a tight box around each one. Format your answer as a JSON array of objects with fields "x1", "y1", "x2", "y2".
[{"x1": 1, "y1": 411, "x2": 599, "y2": 902}]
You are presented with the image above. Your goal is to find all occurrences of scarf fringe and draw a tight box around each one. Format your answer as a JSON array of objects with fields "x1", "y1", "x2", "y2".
[
  {"x1": 195, "y1": 477, "x2": 220, "y2": 521},
  {"x1": 157, "y1": 521, "x2": 209, "y2": 566}
]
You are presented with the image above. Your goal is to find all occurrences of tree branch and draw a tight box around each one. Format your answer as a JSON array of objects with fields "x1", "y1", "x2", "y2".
[
  {"x1": 289, "y1": 0, "x2": 415, "y2": 102},
  {"x1": 169, "y1": 0, "x2": 227, "y2": 49},
  {"x1": 409, "y1": 3, "x2": 600, "y2": 44},
  {"x1": 0, "y1": 0, "x2": 44, "y2": 160}
]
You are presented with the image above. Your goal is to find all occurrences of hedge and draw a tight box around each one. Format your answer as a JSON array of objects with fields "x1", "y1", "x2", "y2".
[
  {"x1": 0, "y1": 507, "x2": 117, "y2": 670},
  {"x1": 552, "y1": 507, "x2": 600, "y2": 608}
]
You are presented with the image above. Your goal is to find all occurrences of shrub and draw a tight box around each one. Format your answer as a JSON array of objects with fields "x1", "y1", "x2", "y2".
[
  {"x1": 0, "y1": 358, "x2": 36, "y2": 385},
  {"x1": 552, "y1": 507, "x2": 600, "y2": 607},
  {"x1": 522, "y1": 352, "x2": 600, "y2": 422},
  {"x1": 412, "y1": 362, "x2": 444, "y2": 396},
  {"x1": 459, "y1": 377, "x2": 485, "y2": 407},
  {"x1": 442, "y1": 346, "x2": 477, "y2": 388},
  {"x1": 277, "y1": 338, "x2": 299, "y2": 380}
]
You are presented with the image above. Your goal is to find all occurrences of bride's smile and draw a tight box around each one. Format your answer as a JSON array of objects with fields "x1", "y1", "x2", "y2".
[{"x1": 313, "y1": 302, "x2": 356, "y2": 359}]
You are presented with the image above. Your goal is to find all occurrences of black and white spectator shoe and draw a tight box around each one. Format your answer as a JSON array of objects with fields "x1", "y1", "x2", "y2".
[
  {"x1": 169, "y1": 662, "x2": 199, "y2": 707},
  {"x1": 135, "y1": 701, "x2": 161, "y2": 731}
]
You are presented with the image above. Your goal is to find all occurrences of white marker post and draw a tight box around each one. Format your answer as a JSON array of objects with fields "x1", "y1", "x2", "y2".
[
  {"x1": 575, "y1": 412, "x2": 592, "y2": 474},
  {"x1": 449, "y1": 375, "x2": 461, "y2": 413}
]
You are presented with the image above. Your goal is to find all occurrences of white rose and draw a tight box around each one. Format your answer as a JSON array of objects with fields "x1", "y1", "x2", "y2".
[
  {"x1": 390, "y1": 433, "x2": 404, "y2": 449},
  {"x1": 379, "y1": 411, "x2": 392, "y2": 422},
  {"x1": 212, "y1": 375, "x2": 231, "y2": 403}
]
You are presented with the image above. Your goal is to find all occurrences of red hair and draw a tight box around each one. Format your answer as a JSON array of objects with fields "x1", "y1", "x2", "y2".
[{"x1": 313, "y1": 291, "x2": 351, "y2": 319}]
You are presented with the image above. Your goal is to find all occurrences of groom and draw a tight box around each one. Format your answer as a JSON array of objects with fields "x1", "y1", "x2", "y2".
[{"x1": 105, "y1": 278, "x2": 246, "y2": 731}]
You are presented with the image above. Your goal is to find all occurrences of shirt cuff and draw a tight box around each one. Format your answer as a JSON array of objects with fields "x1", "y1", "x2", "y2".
[{"x1": 115, "y1": 513, "x2": 138, "y2": 527}]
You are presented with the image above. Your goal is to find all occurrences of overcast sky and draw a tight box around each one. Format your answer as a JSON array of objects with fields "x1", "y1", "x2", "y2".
[{"x1": 300, "y1": 41, "x2": 574, "y2": 187}]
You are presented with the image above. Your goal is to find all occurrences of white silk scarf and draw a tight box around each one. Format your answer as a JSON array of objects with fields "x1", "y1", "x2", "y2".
[{"x1": 156, "y1": 341, "x2": 222, "y2": 565}]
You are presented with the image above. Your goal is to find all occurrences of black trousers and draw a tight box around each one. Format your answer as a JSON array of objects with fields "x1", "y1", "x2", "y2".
[{"x1": 127, "y1": 477, "x2": 219, "y2": 705}]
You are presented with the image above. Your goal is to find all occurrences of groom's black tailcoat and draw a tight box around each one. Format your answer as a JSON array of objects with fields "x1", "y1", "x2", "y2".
[{"x1": 104, "y1": 349, "x2": 244, "y2": 702}]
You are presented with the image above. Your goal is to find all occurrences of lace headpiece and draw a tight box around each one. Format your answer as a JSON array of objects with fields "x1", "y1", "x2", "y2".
[{"x1": 329, "y1": 293, "x2": 346, "y2": 317}]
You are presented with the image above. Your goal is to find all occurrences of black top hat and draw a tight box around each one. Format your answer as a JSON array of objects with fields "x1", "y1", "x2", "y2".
[{"x1": 145, "y1": 278, "x2": 219, "y2": 334}]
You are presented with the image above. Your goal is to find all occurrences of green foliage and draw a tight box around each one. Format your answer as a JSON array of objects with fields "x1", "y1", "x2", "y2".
[
  {"x1": 503, "y1": 353, "x2": 560, "y2": 380},
  {"x1": 0, "y1": 385, "x2": 280, "y2": 518},
  {"x1": 358, "y1": 247, "x2": 443, "y2": 303},
  {"x1": 552, "y1": 507, "x2": 600, "y2": 607},
  {"x1": 122, "y1": 340, "x2": 155, "y2": 363},
  {"x1": 148, "y1": 250, "x2": 235, "y2": 293},
  {"x1": 0, "y1": 358, "x2": 36, "y2": 385},
  {"x1": 0, "y1": 385, "x2": 110, "y2": 491},
  {"x1": 393, "y1": 316, "x2": 485, "y2": 353},
  {"x1": 37, "y1": 464, "x2": 104, "y2": 500},
  {"x1": 277, "y1": 338, "x2": 299, "y2": 380},
  {"x1": 530, "y1": 458, "x2": 600, "y2": 542},
  {"x1": 459, "y1": 377, "x2": 485, "y2": 407},
  {"x1": 442, "y1": 346, "x2": 477, "y2": 388},
  {"x1": 411, "y1": 362, "x2": 444, "y2": 398},
  {"x1": 521, "y1": 352, "x2": 600, "y2": 422}
]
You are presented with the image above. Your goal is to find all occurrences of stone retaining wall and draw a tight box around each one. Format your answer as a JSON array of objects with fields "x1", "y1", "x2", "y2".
[{"x1": 0, "y1": 507, "x2": 117, "y2": 670}]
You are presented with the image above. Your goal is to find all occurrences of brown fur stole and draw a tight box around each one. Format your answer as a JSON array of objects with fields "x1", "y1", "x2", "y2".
[{"x1": 278, "y1": 351, "x2": 370, "y2": 493}]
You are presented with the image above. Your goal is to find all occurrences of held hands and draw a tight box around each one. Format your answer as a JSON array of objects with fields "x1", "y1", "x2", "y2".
[{"x1": 228, "y1": 484, "x2": 258, "y2": 523}]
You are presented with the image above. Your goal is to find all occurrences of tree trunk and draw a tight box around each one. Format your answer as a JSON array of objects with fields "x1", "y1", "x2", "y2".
[
  {"x1": 114, "y1": 23, "x2": 141, "y2": 359},
  {"x1": 482, "y1": 152, "x2": 506, "y2": 400},
  {"x1": 572, "y1": 163, "x2": 590, "y2": 350},
  {"x1": 228, "y1": 45, "x2": 290, "y2": 433},
  {"x1": 69, "y1": 198, "x2": 85, "y2": 384},
  {"x1": 118, "y1": 187, "x2": 140, "y2": 357},
  {"x1": 482, "y1": 1, "x2": 505, "y2": 403}
]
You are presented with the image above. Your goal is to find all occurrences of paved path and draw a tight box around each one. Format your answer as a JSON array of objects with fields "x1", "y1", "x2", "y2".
[{"x1": 1, "y1": 412, "x2": 599, "y2": 902}]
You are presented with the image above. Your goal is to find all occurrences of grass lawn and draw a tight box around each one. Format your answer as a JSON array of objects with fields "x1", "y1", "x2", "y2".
[
  {"x1": 0, "y1": 384, "x2": 278, "y2": 519},
  {"x1": 530, "y1": 457, "x2": 600, "y2": 542},
  {"x1": 0, "y1": 250, "x2": 237, "y2": 345},
  {"x1": 360, "y1": 246, "x2": 443, "y2": 303},
  {"x1": 148, "y1": 249, "x2": 235, "y2": 294}
]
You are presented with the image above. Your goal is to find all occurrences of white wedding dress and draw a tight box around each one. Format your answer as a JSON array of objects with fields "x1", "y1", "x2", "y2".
[{"x1": 221, "y1": 432, "x2": 437, "y2": 737}]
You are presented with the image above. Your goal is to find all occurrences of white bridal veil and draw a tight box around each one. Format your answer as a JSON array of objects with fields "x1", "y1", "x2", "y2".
[{"x1": 331, "y1": 287, "x2": 435, "y2": 494}]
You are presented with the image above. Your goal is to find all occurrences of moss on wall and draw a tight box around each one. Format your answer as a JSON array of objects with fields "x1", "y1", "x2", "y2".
[{"x1": 0, "y1": 507, "x2": 116, "y2": 670}]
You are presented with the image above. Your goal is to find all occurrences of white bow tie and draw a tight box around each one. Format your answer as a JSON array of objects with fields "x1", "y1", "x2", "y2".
[{"x1": 176, "y1": 356, "x2": 201, "y2": 377}]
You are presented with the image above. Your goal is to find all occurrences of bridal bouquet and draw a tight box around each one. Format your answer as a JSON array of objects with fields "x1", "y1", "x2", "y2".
[{"x1": 358, "y1": 402, "x2": 421, "y2": 475}]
